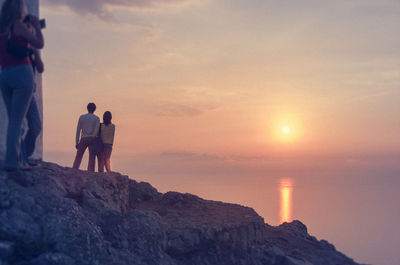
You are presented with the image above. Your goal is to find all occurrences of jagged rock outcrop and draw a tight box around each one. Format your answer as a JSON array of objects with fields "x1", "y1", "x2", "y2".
[{"x1": 0, "y1": 162, "x2": 361, "y2": 265}]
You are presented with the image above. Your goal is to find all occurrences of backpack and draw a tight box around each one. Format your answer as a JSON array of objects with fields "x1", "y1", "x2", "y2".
[{"x1": 91, "y1": 124, "x2": 104, "y2": 155}]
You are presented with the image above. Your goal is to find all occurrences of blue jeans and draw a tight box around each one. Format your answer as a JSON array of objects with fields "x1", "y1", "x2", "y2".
[
  {"x1": 21, "y1": 97, "x2": 42, "y2": 163},
  {"x1": 0, "y1": 65, "x2": 34, "y2": 170}
]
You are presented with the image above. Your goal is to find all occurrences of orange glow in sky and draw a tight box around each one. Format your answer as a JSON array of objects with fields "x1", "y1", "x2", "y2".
[
  {"x1": 266, "y1": 112, "x2": 303, "y2": 145},
  {"x1": 282, "y1": 125, "x2": 291, "y2": 135}
]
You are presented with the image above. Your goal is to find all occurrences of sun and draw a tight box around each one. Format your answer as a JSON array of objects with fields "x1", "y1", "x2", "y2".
[
  {"x1": 265, "y1": 112, "x2": 303, "y2": 144},
  {"x1": 281, "y1": 125, "x2": 291, "y2": 135}
]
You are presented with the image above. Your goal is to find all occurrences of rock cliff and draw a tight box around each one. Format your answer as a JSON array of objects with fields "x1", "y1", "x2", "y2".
[{"x1": 0, "y1": 162, "x2": 361, "y2": 265}]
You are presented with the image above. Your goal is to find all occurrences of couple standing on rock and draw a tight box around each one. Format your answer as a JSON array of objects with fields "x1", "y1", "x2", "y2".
[{"x1": 72, "y1": 103, "x2": 115, "y2": 173}]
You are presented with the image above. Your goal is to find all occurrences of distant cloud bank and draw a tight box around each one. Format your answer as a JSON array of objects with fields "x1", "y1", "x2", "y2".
[{"x1": 43, "y1": 0, "x2": 196, "y2": 20}]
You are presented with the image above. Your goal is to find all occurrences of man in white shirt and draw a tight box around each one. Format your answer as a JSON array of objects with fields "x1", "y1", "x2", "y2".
[{"x1": 72, "y1": 103, "x2": 100, "y2": 171}]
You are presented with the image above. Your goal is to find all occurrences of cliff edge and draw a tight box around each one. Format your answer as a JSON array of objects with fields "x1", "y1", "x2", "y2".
[{"x1": 0, "y1": 162, "x2": 360, "y2": 265}]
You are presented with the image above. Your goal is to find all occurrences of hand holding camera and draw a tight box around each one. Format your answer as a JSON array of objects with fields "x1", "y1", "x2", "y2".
[
  {"x1": 23, "y1": 15, "x2": 46, "y2": 29},
  {"x1": 7, "y1": 14, "x2": 46, "y2": 59}
]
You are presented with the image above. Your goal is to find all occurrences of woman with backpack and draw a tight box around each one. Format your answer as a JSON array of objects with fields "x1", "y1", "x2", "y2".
[
  {"x1": 97, "y1": 111, "x2": 115, "y2": 173},
  {"x1": 0, "y1": 0, "x2": 44, "y2": 171}
]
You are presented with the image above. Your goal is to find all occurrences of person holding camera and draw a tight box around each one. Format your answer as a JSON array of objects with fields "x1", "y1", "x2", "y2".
[{"x1": 0, "y1": 0, "x2": 44, "y2": 171}]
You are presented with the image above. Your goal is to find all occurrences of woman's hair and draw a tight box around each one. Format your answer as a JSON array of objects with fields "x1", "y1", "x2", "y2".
[
  {"x1": 103, "y1": 111, "x2": 112, "y2": 125},
  {"x1": 0, "y1": 0, "x2": 23, "y2": 33}
]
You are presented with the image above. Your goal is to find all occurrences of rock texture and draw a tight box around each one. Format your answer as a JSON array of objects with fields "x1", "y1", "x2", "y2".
[{"x1": 0, "y1": 162, "x2": 361, "y2": 265}]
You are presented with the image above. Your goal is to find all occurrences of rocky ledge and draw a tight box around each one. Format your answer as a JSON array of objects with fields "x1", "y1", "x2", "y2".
[{"x1": 0, "y1": 162, "x2": 361, "y2": 265}]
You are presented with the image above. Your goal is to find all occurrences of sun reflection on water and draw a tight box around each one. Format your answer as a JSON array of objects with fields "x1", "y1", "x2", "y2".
[{"x1": 280, "y1": 178, "x2": 293, "y2": 224}]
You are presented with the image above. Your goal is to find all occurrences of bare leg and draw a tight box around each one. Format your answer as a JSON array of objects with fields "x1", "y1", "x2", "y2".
[
  {"x1": 105, "y1": 147, "x2": 112, "y2": 173},
  {"x1": 105, "y1": 157, "x2": 111, "y2": 173}
]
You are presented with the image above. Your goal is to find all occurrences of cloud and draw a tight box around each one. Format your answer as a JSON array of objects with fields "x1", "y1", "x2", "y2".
[
  {"x1": 43, "y1": 0, "x2": 197, "y2": 21},
  {"x1": 149, "y1": 102, "x2": 218, "y2": 117},
  {"x1": 152, "y1": 103, "x2": 203, "y2": 117}
]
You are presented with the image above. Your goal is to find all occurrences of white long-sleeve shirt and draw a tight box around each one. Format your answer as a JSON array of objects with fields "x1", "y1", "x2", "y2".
[{"x1": 75, "y1": 113, "x2": 100, "y2": 146}]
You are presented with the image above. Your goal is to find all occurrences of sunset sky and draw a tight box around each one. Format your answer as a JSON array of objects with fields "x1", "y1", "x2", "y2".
[
  {"x1": 40, "y1": 0, "x2": 400, "y2": 179},
  {"x1": 28, "y1": 2, "x2": 400, "y2": 263}
]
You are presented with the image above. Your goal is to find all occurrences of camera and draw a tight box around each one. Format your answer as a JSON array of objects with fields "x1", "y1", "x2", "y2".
[{"x1": 23, "y1": 15, "x2": 46, "y2": 29}]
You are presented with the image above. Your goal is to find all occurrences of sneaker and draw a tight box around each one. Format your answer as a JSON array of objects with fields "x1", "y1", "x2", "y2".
[{"x1": 28, "y1": 161, "x2": 39, "y2": 167}]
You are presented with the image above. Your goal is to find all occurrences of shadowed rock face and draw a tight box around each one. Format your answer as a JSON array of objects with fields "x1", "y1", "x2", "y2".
[{"x1": 0, "y1": 162, "x2": 361, "y2": 265}]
